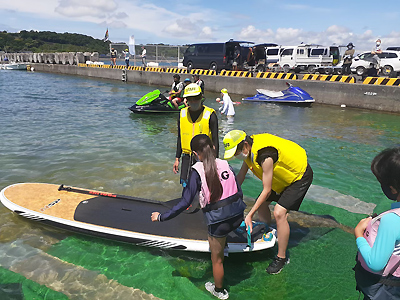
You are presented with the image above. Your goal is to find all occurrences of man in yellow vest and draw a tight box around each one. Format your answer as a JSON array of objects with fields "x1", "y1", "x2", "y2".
[
  {"x1": 173, "y1": 83, "x2": 219, "y2": 187},
  {"x1": 223, "y1": 130, "x2": 313, "y2": 274}
]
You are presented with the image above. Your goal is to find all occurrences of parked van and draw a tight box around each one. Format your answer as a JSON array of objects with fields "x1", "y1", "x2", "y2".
[
  {"x1": 249, "y1": 44, "x2": 279, "y2": 72},
  {"x1": 182, "y1": 40, "x2": 254, "y2": 71},
  {"x1": 265, "y1": 46, "x2": 283, "y2": 65},
  {"x1": 278, "y1": 44, "x2": 333, "y2": 73}
]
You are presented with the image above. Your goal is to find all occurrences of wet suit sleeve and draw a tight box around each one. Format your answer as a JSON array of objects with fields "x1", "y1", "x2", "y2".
[
  {"x1": 159, "y1": 170, "x2": 201, "y2": 221},
  {"x1": 256, "y1": 147, "x2": 278, "y2": 166},
  {"x1": 209, "y1": 112, "x2": 219, "y2": 158},
  {"x1": 176, "y1": 116, "x2": 182, "y2": 159},
  {"x1": 357, "y1": 213, "x2": 400, "y2": 272},
  {"x1": 220, "y1": 96, "x2": 228, "y2": 115}
]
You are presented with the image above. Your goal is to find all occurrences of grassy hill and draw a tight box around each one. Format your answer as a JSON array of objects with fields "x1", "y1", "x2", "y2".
[{"x1": 0, "y1": 30, "x2": 110, "y2": 54}]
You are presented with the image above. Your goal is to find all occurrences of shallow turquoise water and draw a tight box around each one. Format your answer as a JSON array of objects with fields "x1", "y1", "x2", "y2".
[{"x1": 0, "y1": 69, "x2": 399, "y2": 299}]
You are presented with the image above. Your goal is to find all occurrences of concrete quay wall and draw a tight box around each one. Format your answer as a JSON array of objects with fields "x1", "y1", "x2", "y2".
[
  {"x1": 0, "y1": 52, "x2": 98, "y2": 65},
  {"x1": 33, "y1": 63, "x2": 400, "y2": 113}
]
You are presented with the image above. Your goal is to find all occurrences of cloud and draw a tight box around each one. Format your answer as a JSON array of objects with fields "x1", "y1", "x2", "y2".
[
  {"x1": 275, "y1": 28, "x2": 304, "y2": 44},
  {"x1": 163, "y1": 18, "x2": 197, "y2": 36},
  {"x1": 379, "y1": 31, "x2": 400, "y2": 49},
  {"x1": 236, "y1": 24, "x2": 400, "y2": 52},
  {"x1": 55, "y1": 0, "x2": 118, "y2": 18},
  {"x1": 113, "y1": 12, "x2": 128, "y2": 19},
  {"x1": 198, "y1": 27, "x2": 214, "y2": 40},
  {"x1": 237, "y1": 25, "x2": 274, "y2": 43},
  {"x1": 99, "y1": 20, "x2": 127, "y2": 29},
  {"x1": 161, "y1": 17, "x2": 218, "y2": 41},
  {"x1": 2, "y1": 0, "x2": 400, "y2": 47}
]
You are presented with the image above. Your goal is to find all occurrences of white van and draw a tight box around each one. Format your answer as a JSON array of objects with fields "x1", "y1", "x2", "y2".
[
  {"x1": 265, "y1": 46, "x2": 283, "y2": 65},
  {"x1": 278, "y1": 44, "x2": 333, "y2": 73}
]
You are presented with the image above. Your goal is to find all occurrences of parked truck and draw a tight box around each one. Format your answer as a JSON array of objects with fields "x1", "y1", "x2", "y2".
[{"x1": 277, "y1": 44, "x2": 334, "y2": 73}]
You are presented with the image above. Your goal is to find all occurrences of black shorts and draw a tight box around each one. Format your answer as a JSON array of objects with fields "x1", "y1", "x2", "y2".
[
  {"x1": 208, "y1": 214, "x2": 244, "y2": 238},
  {"x1": 267, "y1": 164, "x2": 313, "y2": 211}
]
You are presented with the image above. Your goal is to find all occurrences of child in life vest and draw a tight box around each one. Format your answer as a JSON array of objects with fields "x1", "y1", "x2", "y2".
[
  {"x1": 354, "y1": 147, "x2": 400, "y2": 300},
  {"x1": 151, "y1": 134, "x2": 246, "y2": 300}
]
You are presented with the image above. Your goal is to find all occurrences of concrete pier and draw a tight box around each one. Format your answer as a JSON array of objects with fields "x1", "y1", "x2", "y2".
[
  {"x1": 0, "y1": 52, "x2": 99, "y2": 65},
  {"x1": 28, "y1": 63, "x2": 400, "y2": 113}
]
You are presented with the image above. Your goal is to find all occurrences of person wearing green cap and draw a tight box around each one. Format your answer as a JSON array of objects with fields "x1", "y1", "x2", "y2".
[
  {"x1": 222, "y1": 130, "x2": 313, "y2": 274},
  {"x1": 173, "y1": 83, "x2": 219, "y2": 187}
]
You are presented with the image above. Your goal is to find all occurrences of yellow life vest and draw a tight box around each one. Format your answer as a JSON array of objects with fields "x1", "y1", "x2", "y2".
[
  {"x1": 180, "y1": 106, "x2": 215, "y2": 154},
  {"x1": 245, "y1": 133, "x2": 308, "y2": 193}
]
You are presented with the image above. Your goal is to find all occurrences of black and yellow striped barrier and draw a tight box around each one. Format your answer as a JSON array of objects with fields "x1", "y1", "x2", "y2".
[
  {"x1": 105, "y1": 65, "x2": 124, "y2": 69},
  {"x1": 362, "y1": 77, "x2": 400, "y2": 86},
  {"x1": 78, "y1": 63, "x2": 111, "y2": 68},
  {"x1": 128, "y1": 66, "x2": 144, "y2": 71},
  {"x1": 78, "y1": 63, "x2": 101, "y2": 67},
  {"x1": 145, "y1": 67, "x2": 164, "y2": 72},
  {"x1": 302, "y1": 74, "x2": 355, "y2": 83},
  {"x1": 219, "y1": 70, "x2": 252, "y2": 77},
  {"x1": 190, "y1": 69, "x2": 216, "y2": 76},
  {"x1": 165, "y1": 68, "x2": 188, "y2": 74},
  {"x1": 256, "y1": 72, "x2": 297, "y2": 80},
  {"x1": 91, "y1": 65, "x2": 125, "y2": 69}
]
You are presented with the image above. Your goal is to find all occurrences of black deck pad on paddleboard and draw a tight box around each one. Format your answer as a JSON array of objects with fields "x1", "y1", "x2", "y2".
[{"x1": 74, "y1": 196, "x2": 264, "y2": 242}]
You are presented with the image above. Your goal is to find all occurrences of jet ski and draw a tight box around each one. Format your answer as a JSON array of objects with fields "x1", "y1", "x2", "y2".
[
  {"x1": 242, "y1": 82, "x2": 314, "y2": 106},
  {"x1": 129, "y1": 89, "x2": 186, "y2": 113}
]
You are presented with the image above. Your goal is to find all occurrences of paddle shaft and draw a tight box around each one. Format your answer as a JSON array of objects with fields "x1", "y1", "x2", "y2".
[{"x1": 58, "y1": 184, "x2": 198, "y2": 213}]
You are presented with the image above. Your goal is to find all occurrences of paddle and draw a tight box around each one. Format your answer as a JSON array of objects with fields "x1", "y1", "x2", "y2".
[
  {"x1": 58, "y1": 184, "x2": 200, "y2": 214},
  {"x1": 247, "y1": 227, "x2": 252, "y2": 248}
]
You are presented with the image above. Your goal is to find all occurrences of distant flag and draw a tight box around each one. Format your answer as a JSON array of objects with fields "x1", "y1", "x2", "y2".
[
  {"x1": 103, "y1": 28, "x2": 109, "y2": 42},
  {"x1": 128, "y1": 35, "x2": 135, "y2": 56}
]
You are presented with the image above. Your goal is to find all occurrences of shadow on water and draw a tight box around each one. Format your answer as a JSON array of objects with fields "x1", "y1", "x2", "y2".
[
  {"x1": 147, "y1": 243, "x2": 276, "y2": 290},
  {"x1": 0, "y1": 283, "x2": 24, "y2": 300},
  {"x1": 141, "y1": 208, "x2": 353, "y2": 291}
]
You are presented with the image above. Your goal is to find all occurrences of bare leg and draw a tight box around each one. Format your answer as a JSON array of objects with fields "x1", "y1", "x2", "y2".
[
  {"x1": 257, "y1": 200, "x2": 272, "y2": 224},
  {"x1": 273, "y1": 203, "x2": 289, "y2": 258},
  {"x1": 171, "y1": 99, "x2": 179, "y2": 109},
  {"x1": 208, "y1": 236, "x2": 226, "y2": 289}
]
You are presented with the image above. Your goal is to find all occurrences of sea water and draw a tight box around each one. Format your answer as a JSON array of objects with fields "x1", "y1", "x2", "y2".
[{"x1": 0, "y1": 70, "x2": 399, "y2": 299}]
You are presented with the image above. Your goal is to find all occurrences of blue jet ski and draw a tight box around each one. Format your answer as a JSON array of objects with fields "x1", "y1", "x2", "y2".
[{"x1": 242, "y1": 82, "x2": 314, "y2": 106}]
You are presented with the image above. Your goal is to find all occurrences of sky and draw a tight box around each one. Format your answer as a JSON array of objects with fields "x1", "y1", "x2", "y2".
[{"x1": 1, "y1": 0, "x2": 400, "y2": 52}]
